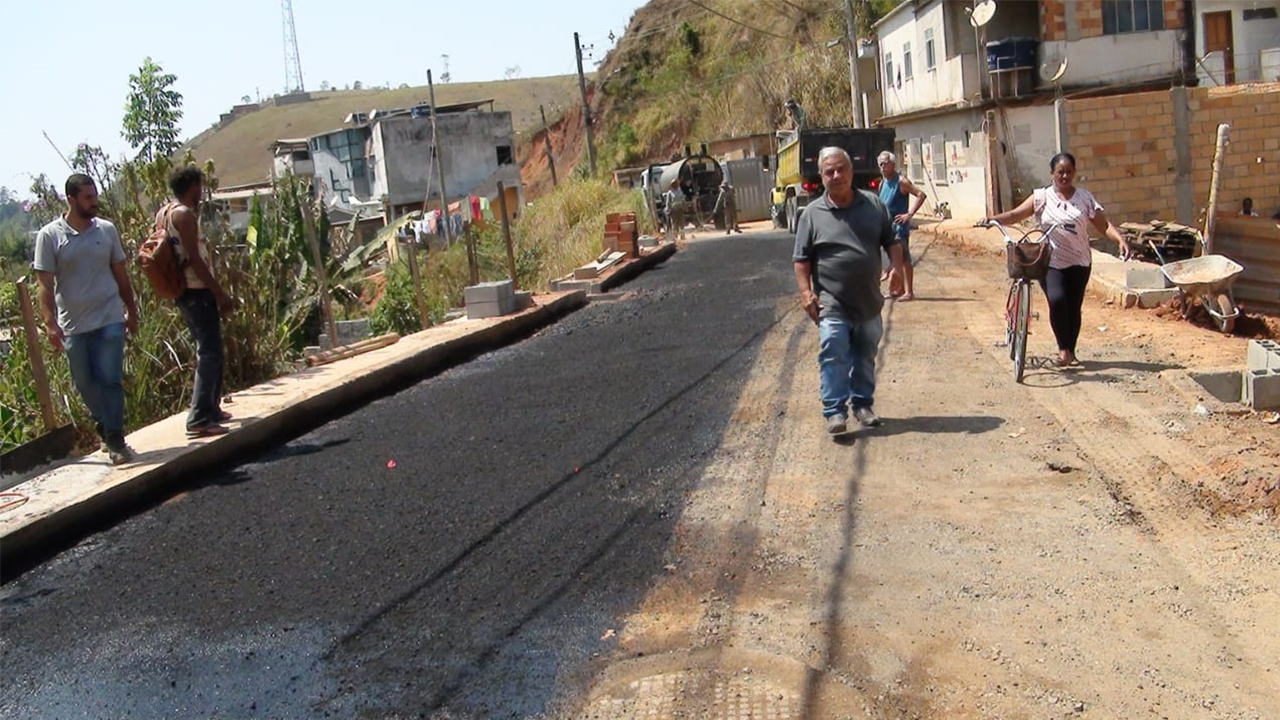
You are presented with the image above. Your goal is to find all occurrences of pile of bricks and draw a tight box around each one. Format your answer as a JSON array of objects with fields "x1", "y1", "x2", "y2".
[{"x1": 605, "y1": 212, "x2": 639, "y2": 258}]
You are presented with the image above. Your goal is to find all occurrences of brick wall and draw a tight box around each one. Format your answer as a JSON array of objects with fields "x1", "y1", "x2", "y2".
[
  {"x1": 1041, "y1": 0, "x2": 1066, "y2": 41},
  {"x1": 1065, "y1": 85, "x2": 1280, "y2": 223},
  {"x1": 1067, "y1": 89, "x2": 1178, "y2": 220},
  {"x1": 1041, "y1": 1, "x2": 1185, "y2": 41}
]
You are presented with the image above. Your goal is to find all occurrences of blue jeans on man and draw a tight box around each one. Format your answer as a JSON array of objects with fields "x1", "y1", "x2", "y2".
[
  {"x1": 63, "y1": 322, "x2": 127, "y2": 440},
  {"x1": 175, "y1": 289, "x2": 224, "y2": 430},
  {"x1": 818, "y1": 311, "x2": 883, "y2": 418}
]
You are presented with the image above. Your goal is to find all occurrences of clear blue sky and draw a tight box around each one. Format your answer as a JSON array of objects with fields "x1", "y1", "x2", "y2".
[{"x1": 0, "y1": 0, "x2": 645, "y2": 198}]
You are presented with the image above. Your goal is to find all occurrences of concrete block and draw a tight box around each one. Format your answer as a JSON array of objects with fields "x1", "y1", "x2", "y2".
[
  {"x1": 466, "y1": 300, "x2": 512, "y2": 320},
  {"x1": 638, "y1": 235, "x2": 660, "y2": 248},
  {"x1": 334, "y1": 319, "x2": 370, "y2": 346},
  {"x1": 1126, "y1": 265, "x2": 1172, "y2": 290},
  {"x1": 1247, "y1": 340, "x2": 1280, "y2": 372},
  {"x1": 514, "y1": 291, "x2": 534, "y2": 311},
  {"x1": 1245, "y1": 369, "x2": 1280, "y2": 411},
  {"x1": 464, "y1": 280, "x2": 514, "y2": 306},
  {"x1": 551, "y1": 278, "x2": 596, "y2": 293}
]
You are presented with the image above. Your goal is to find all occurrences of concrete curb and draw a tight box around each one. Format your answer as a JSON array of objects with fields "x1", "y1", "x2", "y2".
[{"x1": 0, "y1": 291, "x2": 588, "y2": 574}]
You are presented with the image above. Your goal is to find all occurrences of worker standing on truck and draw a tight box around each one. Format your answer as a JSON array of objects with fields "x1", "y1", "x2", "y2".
[{"x1": 877, "y1": 151, "x2": 927, "y2": 301}]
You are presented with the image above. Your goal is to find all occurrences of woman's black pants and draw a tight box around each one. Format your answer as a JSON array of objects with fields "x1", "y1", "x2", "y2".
[{"x1": 1039, "y1": 265, "x2": 1091, "y2": 353}]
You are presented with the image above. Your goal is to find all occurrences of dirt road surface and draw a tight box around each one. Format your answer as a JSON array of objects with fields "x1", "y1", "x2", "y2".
[{"x1": 2, "y1": 229, "x2": 1276, "y2": 719}]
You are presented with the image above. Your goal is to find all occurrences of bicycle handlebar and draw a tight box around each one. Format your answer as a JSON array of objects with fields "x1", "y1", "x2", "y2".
[{"x1": 977, "y1": 219, "x2": 1075, "y2": 244}]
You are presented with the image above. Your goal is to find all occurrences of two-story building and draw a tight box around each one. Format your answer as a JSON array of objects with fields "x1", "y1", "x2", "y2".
[
  {"x1": 1194, "y1": 0, "x2": 1280, "y2": 84},
  {"x1": 308, "y1": 99, "x2": 523, "y2": 222},
  {"x1": 874, "y1": 0, "x2": 1194, "y2": 219}
]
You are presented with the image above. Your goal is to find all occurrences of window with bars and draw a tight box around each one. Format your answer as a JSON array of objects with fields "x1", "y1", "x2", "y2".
[
  {"x1": 907, "y1": 138, "x2": 924, "y2": 182},
  {"x1": 1103, "y1": 0, "x2": 1165, "y2": 34},
  {"x1": 903, "y1": 42, "x2": 913, "y2": 80},
  {"x1": 885, "y1": 51, "x2": 895, "y2": 90},
  {"x1": 924, "y1": 28, "x2": 936, "y2": 70}
]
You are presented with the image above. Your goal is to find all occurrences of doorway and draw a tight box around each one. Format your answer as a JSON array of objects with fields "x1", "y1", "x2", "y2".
[{"x1": 1204, "y1": 11, "x2": 1236, "y2": 85}]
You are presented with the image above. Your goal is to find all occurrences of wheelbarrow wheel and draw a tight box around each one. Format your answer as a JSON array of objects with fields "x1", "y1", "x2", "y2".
[{"x1": 1213, "y1": 292, "x2": 1236, "y2": 334}]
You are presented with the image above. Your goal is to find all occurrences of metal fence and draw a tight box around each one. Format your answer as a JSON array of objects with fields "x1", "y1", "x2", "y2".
[
  {"x1": 1216, "y1": 217, "x2": 1280, "y2": 316},
  {"x1": 724, "y1": 158, "x2": 774, "y2": 223}
]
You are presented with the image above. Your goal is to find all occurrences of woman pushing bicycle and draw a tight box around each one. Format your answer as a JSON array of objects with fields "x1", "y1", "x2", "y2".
[{"x1": 982, "y1": 152, "x2": 1134, "y2": 368}]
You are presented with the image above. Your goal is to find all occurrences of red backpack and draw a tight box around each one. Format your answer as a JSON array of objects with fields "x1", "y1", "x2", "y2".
[{"x1": 138, "y1": 202, "x2": 187, "y2": 300}]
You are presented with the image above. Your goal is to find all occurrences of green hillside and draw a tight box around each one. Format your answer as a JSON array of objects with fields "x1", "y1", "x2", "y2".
[
  {"x1": 591, "y1": 0, "x2": 899, "y2": 170},
  {"x1": 188, "y1": 75, "x2": 582, "y2": 187}
]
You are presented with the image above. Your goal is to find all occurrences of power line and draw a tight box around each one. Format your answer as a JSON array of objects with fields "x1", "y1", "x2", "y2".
[{"x1": 687, "y1": 0, "x2": 797, "y2": 41}]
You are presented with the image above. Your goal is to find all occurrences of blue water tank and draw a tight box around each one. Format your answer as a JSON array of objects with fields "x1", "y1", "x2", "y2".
[{"x1": 986, "y1": 38, "x2": 1038, "y2": 70}]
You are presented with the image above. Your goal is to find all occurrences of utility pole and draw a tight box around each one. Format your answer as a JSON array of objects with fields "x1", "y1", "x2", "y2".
[
  {"x1": 540, "y1": 105, "x2": 559, "y2": 188},
  {"x1": 428, "y1": 69, "x2": 453, "y2": 246},
  {"x1": 844, "y1": 0, "x2": 865, "y2": 129},
  {"x1": 574, "y1": 32, "x2": 598, "y2": 177}
]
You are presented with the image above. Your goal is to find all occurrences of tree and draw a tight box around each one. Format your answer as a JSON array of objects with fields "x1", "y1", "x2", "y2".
[
  {"x1": 320, "y1": 80, "x2": 331, "y2": 91},
  {"x1": 122, "y1": 57, "x2": 183, "y2": 163},
  {"x1": 352, "y1": 80, "x2": 363, "y2": 90},
  {"x1": 503, "y1": 65, "x2": 522, "y2": 80},
  {"x1": 241, "y1": 95, "x2": 252, "y2": 104}
]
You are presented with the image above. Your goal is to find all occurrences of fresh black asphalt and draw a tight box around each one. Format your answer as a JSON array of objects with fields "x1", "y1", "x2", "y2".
[{"x1": 0, "y1": 231, "x2": 802, "y2": 719}]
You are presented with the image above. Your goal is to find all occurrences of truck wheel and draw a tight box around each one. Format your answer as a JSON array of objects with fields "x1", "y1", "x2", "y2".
[
  {"x1": 771, "y1": 205, "x2": 785, "y2": 229},
  {"x1": 786, "y1": 197, "x2": 797, "y2": 234}
]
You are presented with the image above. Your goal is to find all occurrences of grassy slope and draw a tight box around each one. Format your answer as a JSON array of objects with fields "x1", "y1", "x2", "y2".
[
  {"x1": 582, "y1": 0, "x2": 899, "y2": 174},
  {"x1": 188, "y1": 75, "x2": 583, "y2": 187}
]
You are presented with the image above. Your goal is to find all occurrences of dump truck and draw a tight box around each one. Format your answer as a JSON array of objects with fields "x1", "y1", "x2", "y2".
[{"x1": 771, "y1": 127, "x2": 896, "y2": 232}]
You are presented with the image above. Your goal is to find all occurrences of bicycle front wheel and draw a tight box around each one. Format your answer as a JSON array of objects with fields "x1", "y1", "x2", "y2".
[{"x1": 1013, "y1": 281, "x2": 1031, "y2": 383}]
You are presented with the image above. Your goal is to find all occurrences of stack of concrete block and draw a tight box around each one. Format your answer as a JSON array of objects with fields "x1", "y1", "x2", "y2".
[
  {"x1": 605, "y1": 212, "x2": 639, "y2": 258},
  {"x1": 1244, "y1": 340, "x2": 1280, "y2": 410},
  {"x1": 465, "y1": 280, "x2": 516, "y2": 320}
]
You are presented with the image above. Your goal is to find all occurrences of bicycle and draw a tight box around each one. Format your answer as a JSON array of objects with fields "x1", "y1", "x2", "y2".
[{"x1": 976, "y1": 219, "x2": 1074, "y2": 383}]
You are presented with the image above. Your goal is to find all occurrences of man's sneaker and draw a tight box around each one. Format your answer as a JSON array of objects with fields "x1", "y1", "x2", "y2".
[
  {"x1": 107, "y1": 444, "x2": 135, "y2": 466},
  {"x1": 104, "y1": 433, "x2": 135, "y2": 466},
  {"x1": 853, "y1": 407, "x2": 882, "y2": 427},
  {"x1": 826, "y1": 413, "x2": 848, "y2": 435}
]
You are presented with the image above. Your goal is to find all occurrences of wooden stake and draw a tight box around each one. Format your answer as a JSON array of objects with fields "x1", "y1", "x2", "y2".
[
  {"x1": 300, "y1": 197, "x2": 339, "y2": 347},
  {"x1": 1203, "y1": 123, "x2": 1230, "y2": 255},
  {"x1": 15, "y1": 278, "x2": 57, "y2": 432},
  {"x1": 465, "y1": 226, "x2": 479, "y2": 287},
  {"x1": 497, "y1": 182, "x2": 518, "y2": 289},
  {"x1": 540, "y1": 105, "x2": 559, "y2": 188},
  {"x1": 404, "y1": 238, "x2": 429, "y2": 329}
]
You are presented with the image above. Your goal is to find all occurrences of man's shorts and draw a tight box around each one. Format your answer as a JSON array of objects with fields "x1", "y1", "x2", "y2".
[{"x1": 893, "y1": 223, "x2": 913, "y2": 264}]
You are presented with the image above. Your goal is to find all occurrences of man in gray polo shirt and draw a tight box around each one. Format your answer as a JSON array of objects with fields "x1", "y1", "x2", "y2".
[
  {"x1": 33, "y1": 173, "x2": 139, "y2": 464},
  {"x1": 793, "y1": 147, "x2": 905, "y2": 435}
]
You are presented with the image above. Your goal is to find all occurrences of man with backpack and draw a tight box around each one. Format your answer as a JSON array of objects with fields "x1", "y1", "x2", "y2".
[
  {"x1": 33, "y1": 174, "x2": 139, "y2": 464},
  {"x1": 166, "y1": 166, "x2": 237, "y2": 438}
]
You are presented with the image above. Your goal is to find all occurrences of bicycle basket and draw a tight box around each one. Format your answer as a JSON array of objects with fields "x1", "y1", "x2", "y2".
[{"x1": 1006, "y1": 240, "x2": 1053, "y2": 280}]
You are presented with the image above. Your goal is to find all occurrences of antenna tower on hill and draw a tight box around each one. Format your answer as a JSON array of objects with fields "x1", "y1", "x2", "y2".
[{"x1": 282, "y1": 0, "x2": 305, "y2": 93}]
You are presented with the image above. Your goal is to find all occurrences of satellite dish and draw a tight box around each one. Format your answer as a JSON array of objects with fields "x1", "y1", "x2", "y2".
[
  {"x1": 1040, "y1": 55, "x2": 1068, "y2": 83},
  {"x1": 969, "y1": 0, "x2": 996, "y2": 28}
]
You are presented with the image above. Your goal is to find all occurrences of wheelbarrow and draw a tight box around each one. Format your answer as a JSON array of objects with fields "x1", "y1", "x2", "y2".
[{"x1": 1160, "y1": 254, "x2": 1245, "y2": 334}]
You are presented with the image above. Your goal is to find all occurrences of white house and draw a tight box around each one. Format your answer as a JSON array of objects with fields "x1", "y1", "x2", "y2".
[
  {"x1": 874, "y1": 0, "x2": 1194, "y2": 219},
  {"x1": 1194, "y1": 0, "x2": 1280, "y2": 84}
]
